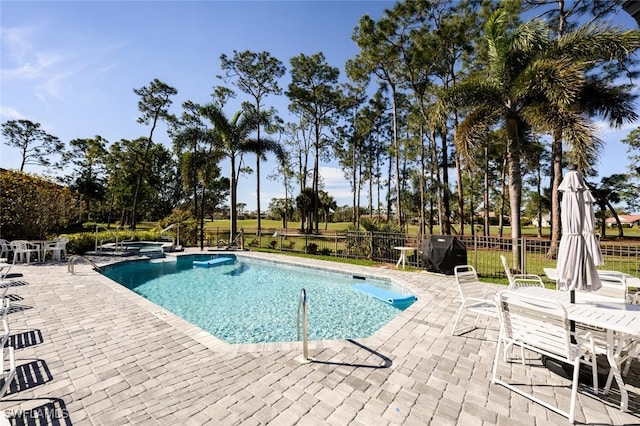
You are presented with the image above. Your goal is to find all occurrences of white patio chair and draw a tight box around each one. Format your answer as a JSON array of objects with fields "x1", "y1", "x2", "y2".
[
  {"x1": 492, "y1": 290, "x2": 597, "y2": 424},
  {"x1": 44, "y1": 237, "x2": 69, "y2": 261},
  {"x1": 0, "y1": 346, "x2": 15, "y2": 399},
  {"x1": 593, "y1": 273, "x2": 628, "y2": 302},
  {"x1": 0, "y1": 240, "x2": 11, "y2": 261},
  {"x1": 10, "y1": 240, "x2": 40, "y2": 264},
  {"x1": 500, "y1": 255, "x2": 545, "y2": 289},
  {"x1": 0, "y1": 298, "x2": 14, "y2": 399},
  {"x1": 0, "y1": 263, "x2": 12, "y2": 299},
  {"x1": 451, "y1": 265, "x2": 499, "y2": 336}
]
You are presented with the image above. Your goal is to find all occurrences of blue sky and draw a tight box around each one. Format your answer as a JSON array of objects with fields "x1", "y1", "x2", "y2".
[{"x1": 1, "y1": 1, "x2": 639, "y2": 212}]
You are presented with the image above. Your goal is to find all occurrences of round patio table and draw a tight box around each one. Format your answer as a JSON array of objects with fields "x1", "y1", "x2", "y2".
[{"x1": 394, "y1": 246, "x2": 415, "y2": 270}]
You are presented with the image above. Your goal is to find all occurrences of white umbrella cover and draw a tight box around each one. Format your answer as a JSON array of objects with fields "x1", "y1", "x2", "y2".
[
  {"x1": 583, "y1": 188, "x2": 604, "y2": 267},
  {"x1": 556, "y1": 169, "x2": 602, "y2": 292}
]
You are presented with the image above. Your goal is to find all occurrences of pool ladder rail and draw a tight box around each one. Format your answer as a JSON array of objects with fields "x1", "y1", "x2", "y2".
[
  {"x1": 296, "y1": 288, "x2": 311, "y2": 364},
  {"x1": 67, "y1": 255, "x2": 102, "y2": 275}
]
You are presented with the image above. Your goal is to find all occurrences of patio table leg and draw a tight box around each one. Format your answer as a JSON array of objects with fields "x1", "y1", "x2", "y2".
[{"x1": 602, "y1": 330, "x2": 628, "y2": 411}]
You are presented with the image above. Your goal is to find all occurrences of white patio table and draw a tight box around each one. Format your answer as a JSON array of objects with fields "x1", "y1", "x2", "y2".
[
  {"x1": 516, "y1": 286, "x2": 640, "y2": 412},
  {"x1": 394, "y1": 246, "x2": 415, "y2": 270}
]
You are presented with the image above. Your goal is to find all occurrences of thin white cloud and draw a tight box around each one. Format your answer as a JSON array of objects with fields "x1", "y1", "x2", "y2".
[
  {"x1": 1, "y1": 22, "x2": 125, "y2": 105},
  {"x1": 594, "y1": 119, "x2": 639, "y2": 134},
  {"x1": 0, "y1": 106, "x2": 26, "y2": 120},
  {"x1": 1, "y1": 24, "x2": 38, "y2": 66},
  {"x1": 319, "y1": 166, "x2": 353, "y2": 201}
]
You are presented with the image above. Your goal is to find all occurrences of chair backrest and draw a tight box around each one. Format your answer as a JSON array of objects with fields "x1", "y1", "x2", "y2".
[
  {"x1": 454, "y1": 265, "x2": 486, "y2": 301},
  {"x1": 10, "y1": 240, "x2": 29, "y2": 250},
  {"x1": 0, "y1": 240, "x2": 10, "y2": 259},
  {"x1": 497, "y1": 290, "x2": 572, "y2": 358},
  {"x1": 500, "y1": 255, "x2": 514, "y2": 283},
  {"x1": 596, "y1": 273, "x2": 628, "y2": 302}
]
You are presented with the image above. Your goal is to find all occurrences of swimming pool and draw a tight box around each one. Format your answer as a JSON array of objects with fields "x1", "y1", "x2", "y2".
[{"x1": 102, "y1": 254, "x2": 416, "y2": 344}]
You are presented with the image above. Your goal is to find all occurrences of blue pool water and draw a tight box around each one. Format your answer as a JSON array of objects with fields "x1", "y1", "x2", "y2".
[{"x1": 102, "y1": 254, "x2": 415, "y2": 344}]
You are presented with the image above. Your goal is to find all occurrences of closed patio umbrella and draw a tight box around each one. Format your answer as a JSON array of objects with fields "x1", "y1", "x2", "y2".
[
  {"x1": 549, "y1": 167, "x2": 604, "y2": 382},
  {"x1": 556, "y1": 167, "x2": 602, "y2": 294}
]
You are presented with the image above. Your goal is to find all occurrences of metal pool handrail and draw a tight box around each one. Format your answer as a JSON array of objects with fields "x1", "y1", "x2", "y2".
[
  {"x1": 297, "y1": 288, "x2": 309, "y2": 363},
  {"x1": 67, "y1": 255, "x2": 101, "y2": 275}
]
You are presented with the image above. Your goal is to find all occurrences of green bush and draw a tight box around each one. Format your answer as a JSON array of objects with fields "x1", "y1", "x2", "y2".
[{"x1": 65, "y1": 232, "x2": 97, "y2": 254}]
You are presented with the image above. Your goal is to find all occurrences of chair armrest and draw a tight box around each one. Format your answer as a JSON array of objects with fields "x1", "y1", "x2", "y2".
[{"x1": 512, "y1": 273, "x2": 543, "y2": 282}]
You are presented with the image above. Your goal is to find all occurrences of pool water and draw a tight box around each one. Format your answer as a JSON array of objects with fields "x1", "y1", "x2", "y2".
[{"x1": 102, "y1": 255, "x2": 414, "y2": 344}]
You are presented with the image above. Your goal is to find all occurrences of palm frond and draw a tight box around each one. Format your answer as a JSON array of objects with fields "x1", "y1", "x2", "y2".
[
  {"x1": 455, "y1": 106, "x2": 501, "y2": 164},
  {"x1": 516, "y1": 57, "x2": 586, "y2": 107},
  {"x1": 578, "y1": 79, "x2": 639, "y2": 126},
  {"x1": 558, "y1": 24, "x2": 640, "y2": 64}
]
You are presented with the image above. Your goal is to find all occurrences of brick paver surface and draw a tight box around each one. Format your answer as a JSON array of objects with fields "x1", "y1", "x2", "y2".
[{"x1": 0, "y1": 250, "x2": 638, "y2": 425}]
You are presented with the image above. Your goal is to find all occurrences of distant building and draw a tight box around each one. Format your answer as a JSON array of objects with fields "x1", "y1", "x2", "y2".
[
  {"x1": 532, "y1": 214, "x2": 551, "y2": 228},
  {"x1": 605, "y1": 214, "x2": 640, "y2": 227},
  {"x1": 624, "y1": 1, "x2": 640, "y2": 26}
]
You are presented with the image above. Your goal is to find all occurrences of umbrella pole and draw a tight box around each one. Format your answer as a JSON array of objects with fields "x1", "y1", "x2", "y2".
[{"x1": 570, "y1": 289, "x2": 576, "y2": 343}]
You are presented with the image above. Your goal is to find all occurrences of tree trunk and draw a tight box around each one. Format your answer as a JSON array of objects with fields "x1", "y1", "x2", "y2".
[
  {"x1": 506, "y1": 118, "x2": 522, "y2": 270},
  {"x1": 548, "y1": 127, "x2": 563, "y2": 259},
  {"x1": 483, "y1": 139, "x2": 490, "y2": 237},
  {"x1": 441, "y1": 131, "x2": 451, "y2": 235},
  {"x1": 230, "y1": 155, "x2": 238, "y2": 239}
]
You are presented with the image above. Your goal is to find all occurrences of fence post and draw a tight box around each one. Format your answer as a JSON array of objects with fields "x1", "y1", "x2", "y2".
[
  {"x1": 473, "y1": 234, "x2": 478, "y2": 271},
  {"x1": 520, "y1": 237, "x2": 525, "y2": 273},
  {"x1": 334, "y1": 232, "x2": 338, "y2": 257}
]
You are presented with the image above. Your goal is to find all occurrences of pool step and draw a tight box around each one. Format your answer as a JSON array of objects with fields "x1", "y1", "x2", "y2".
[{"x1": 193, "y1": 257, "x2": 235, "y2": 268}]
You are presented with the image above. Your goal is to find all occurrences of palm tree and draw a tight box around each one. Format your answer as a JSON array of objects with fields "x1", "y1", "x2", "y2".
[
  {"x1": 200, "y1": 104, "x2": 283, "y2": 236},
  {"x1": 318, "y1": 190, "x2": 337, "y2": 230},
  {"x1": 449, "y1": 12, "x2": 547, "y2": 269},
  {"x1": 449, "y1": 10, "x2": 640, "y2": 269},
  {"x1": 200, "y1": 105, "x2": 272, "y2": 238}
]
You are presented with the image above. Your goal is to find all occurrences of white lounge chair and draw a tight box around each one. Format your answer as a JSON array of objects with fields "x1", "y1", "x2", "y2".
[
  {"x1": 492, "y1": 290, "x2": 597, "y2": 424},
  {"x1": 451, "y1": 265, "x2": 498, "y2": 336},
  {"x1": 500, "y1": 255, "x2": 544, "y2": 290},
  {"x1": 0, "y1": 262, "x2": 12, "y2": 298},
  {"x1": 0, "y1": 298, "x2": 15, "y2": 399}
]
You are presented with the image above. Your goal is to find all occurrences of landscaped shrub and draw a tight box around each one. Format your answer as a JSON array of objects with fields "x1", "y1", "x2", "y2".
[
  {"x1": 158, "y1": 209, "x2": 198, "y2": 246},
  {"x1": 0, "y1": 170, "x2": 83, "y2": 239},
  {"x1": 320, "y1": 247, "x2": 332, "y2": 256},
  {"x1": 307, "y1": 243, "x2": 318, "y2": 254},
  {"x1": 65, "y1": 232, "x2": 95, "y2": 254}
]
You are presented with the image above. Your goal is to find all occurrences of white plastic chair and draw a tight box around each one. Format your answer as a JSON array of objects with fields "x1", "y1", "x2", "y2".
[
  {"x1": 0, "y1": 240, "x2": 11, "y2": 261},
  {"x1": 492, "y1": 290, "x2": 597, "y2": 424},
  {"x1": 44, "y1": 237, "x2": 69, "y2": 261},
  {"x1": 500, "y1": 255, "x2": 544, "y2": 289},
  {"x1": 451, "y1": 265, "x2": 498, "y2": 336},
  {"x1": 10, "y1": 240, "x2": 40, "y2": 264}
]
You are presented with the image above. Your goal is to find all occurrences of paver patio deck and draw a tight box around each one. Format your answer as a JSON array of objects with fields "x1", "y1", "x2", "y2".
[{"x1": 0, "y1": 250, "x2": 638, "y2": 425}]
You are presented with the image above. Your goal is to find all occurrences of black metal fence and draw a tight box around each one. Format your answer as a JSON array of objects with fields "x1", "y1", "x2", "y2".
[{"x1": 206, "y1": 227, "x2": 640, "y2": 282}]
